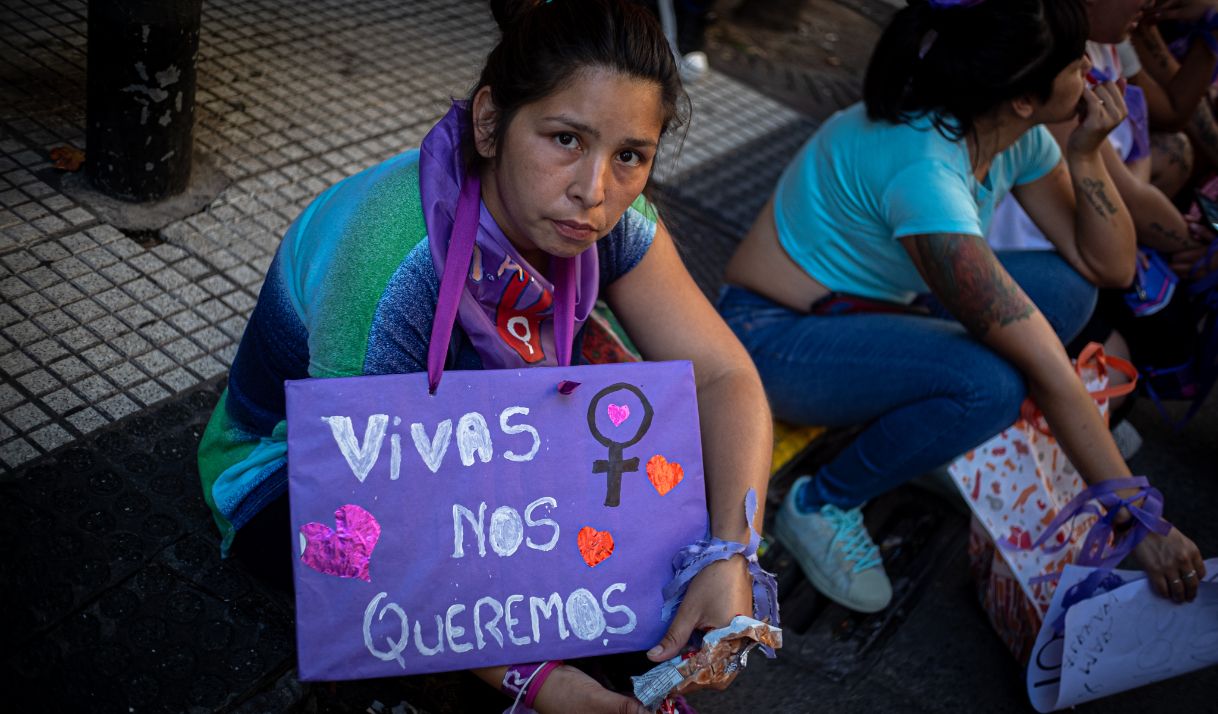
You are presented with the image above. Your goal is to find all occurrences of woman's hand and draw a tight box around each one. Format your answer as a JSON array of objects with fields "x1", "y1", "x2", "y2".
[
  {"x1": 646, "y1": 555, "x2": 754, "y2": 693},
  {"x1": 530, "y1": 664, "x2": 649, "y2": 714},
  {"x1": 1171, "y1": 216, "x2": 1218, "y2": 279},
  {"x1": 1067, "y1": 82, "x2": 1129, "y2": 156},
  {"x1": 1133, "y1": 527, "x2": 1208, "y2": 602}
]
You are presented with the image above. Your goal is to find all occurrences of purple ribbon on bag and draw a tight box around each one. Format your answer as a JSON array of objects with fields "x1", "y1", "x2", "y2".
[
  {"x1": 999, "y1": 476, "x2": 1172, "y2": 633},
  {"x1": 660, "y1": 488, "x2": 781, "y2": 656}
]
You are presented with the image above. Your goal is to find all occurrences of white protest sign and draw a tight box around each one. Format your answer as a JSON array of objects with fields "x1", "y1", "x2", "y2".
[{"x1": 1027, "y1": 558, "x2": 1218, "y2": 712}]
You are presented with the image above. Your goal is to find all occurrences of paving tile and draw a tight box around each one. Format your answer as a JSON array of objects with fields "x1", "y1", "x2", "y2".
[
  {"x1": 128, "y1": 380, "x2": 171, "y2": 407},
  {"x1": 59, "y1": 325, "x2": 99, "y2": 351},
  {"x1": 110, "y1": 332, "x2": 152, "y2": 358},
  {"x1": 1, "y1": 322, "x2": 44, "y2": 349},
  {"x1": 65, "y1": 407, "x2": 107, "y2": 435},
  {"x1": 31, "y1": 240, "x2": 69, "y2": 262},
  {"x1": 48, "y1": 356, "x2": 90, "y2": 382},
  {"x1": 81, "y1": 343, "x2": 122, "y2": 370},
  {"x1": 106, "y1": 362, "x2": 146, "y2": 389},
  {"x1": 99, "y1": 261, "x2": 139, "y2": 285},
  {"x1": 134, "y1": 350, "x2": 175, "y2": 376},
  {"x1": 0, "y1": 384, "x2": 22, "y2": 410},
  {"x1": 140, "y1": 293, "x2": 182, "y2": 318},
  {"x1": 168, "y1": 310, "x2": 207, "y2": 334},
  {"x1": 24, "y1": 265, "x2": 60, "y2": 289},
  {"x1": 95, "y1": 285, "x2": 134, "y2": 311},
  {"x1": 163, "y1": 337, "x2": 203, "y2": 363},
  {"x1": 28, "y1": 423, "x2": 72, "y2": 452},
  {"x1": 160, "y1": 367, "x2": 198, "y2": 394},
  {"x1": 13, "y1": 291, "x2": 53, "y2": 317},
  {"x1": 42, "y1": 281, "x2": 84, "y2": 306},
  {"x1": 0, "y1": 276, "x2": 33, "y2": 300},
  {"x1": 0, "y1": 303, "x2": 22, "y2": 327},
  {"x1": 33, "y1": 309, "x2": 75, "y2": 334},
  {"x1": 15, "y1": 368, "x2": 60, "y2": 396},
  {"x1": 221, "y1": 290, "x2": 256, "y2": 313},
  {"x1": 42, "y1": 386, "x2": 84, "y2": 415},
  {"x1": 62, "y1": 298, "x2": 106, "y2": 323},
  {"x1": 0, "y1": 438, "x2": 40, "y2": 469},
  {"x1": 6, "y1": 402, "x2": 51, "y2": 431},
  {"x1": 187, "y1": 355, "x2": 226, "y2": 380},
  {"x1": 27, "y1": 337, "x2": 68, "y2": 363},
  {"x1": 67, "y1": 270, "x2": 112, "y2": 293},
  {"x1": 123, "y1": 277, "x2": 161, "y2": 302},
  {"x1": 74, "y1": 374, "x2": 116, "y2": 402},
  {"x1": 96, "y1": 393, "x2": 139, "y2": 420},
  {"x1": 78, "y1": 246, "x2": 118, "y2": 269},
  {"x1": 116, "y1": 304, "x2": 157, "y2": 330},
  {"x1": 88, "y1": 315, "x2": 127, "y2": 341}
]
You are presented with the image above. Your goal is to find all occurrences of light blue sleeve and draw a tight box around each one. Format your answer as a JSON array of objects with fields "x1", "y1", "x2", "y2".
[
  {"x1": 883, "y1": 160, "x2": 984, "y2": 239},
  {"x1": 1011, "y1": 125, "x2": 1063, "y2": 186}
]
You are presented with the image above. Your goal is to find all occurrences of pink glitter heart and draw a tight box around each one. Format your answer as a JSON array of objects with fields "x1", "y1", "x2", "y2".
[
  {"x1": 607, "y1": 403, "x2": 630, "y2": 427},
  {"x1": 299, "y1": 504, "x2": 381, "y2": 582}
]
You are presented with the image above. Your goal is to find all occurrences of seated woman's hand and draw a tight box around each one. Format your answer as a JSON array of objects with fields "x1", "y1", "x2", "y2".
[
  {"x1": 646, "y1": 555, "x2": 754, "y2": 693},
  {"x1": 530, "y1": 664, "x2": 649, "y2": 714},
  {"x1": 1171, "y1": 216, "x2": 1218, "y2": 280},
  {"x1": 1067, "y1": 81, "x2": 1129, "y2": 156},
  {"x1": 1134, "y1": 526, "x2": 1207, "y2": 603}
]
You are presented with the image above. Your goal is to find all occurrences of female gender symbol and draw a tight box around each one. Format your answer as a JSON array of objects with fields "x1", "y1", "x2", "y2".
[{"x1": 586, "y1": 382, "x2": 654, "y2": 507}]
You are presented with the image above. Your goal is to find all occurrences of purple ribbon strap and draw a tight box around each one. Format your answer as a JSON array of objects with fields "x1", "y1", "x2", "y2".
[
  {"x1": 999, "y1": 476, "x2": 1172, "y2": 633},
  {"x1": 660, "y1": 488, "x2": 780, "y2": 656}
]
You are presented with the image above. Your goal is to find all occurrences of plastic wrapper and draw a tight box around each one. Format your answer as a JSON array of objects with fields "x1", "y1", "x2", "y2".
[{"x1": 631, "y1": 615, "x2": 782, "y2": 711}]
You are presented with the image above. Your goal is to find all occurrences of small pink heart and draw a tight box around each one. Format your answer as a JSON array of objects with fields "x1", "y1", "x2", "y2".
[
  {"x1": 607, "y1": 403, "x2": 630, "y2": 427},
  {"x1": 300, "y1": 504, "x2": 381, "y2": 582}
]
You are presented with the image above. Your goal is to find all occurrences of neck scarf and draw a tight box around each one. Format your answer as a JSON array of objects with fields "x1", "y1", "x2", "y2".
[{"x1": 418, "y1": 101, "x2": 599, "y2": 372}]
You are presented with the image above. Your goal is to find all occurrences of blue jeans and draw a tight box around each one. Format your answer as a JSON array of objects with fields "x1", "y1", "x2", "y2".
[{"x1": 718, "y1": 251, "x2": 1097, "y2": 510}]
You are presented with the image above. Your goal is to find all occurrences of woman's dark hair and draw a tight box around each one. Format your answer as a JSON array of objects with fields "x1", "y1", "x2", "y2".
[
  {"x1": 468, "y1": 0, "x2": 688, "y2": 167},
  {"x1": 863, "y1": 0, "x2": 1089, "y2": 141}
]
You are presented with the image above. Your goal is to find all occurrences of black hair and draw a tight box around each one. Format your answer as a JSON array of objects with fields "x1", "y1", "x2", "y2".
[
  {"x1": 863, "y1": 0, "x2": 1089, "y2": 141},
  {"x1": 468, "y1": 0, "x2": 688, "y2": 168}
]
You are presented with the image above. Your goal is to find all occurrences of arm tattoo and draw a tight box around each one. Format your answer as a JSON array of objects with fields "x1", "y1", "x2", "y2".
[
  {"x1": 1148, "y1": 221, "x2": 1200, "y2": 250},
  {"x1": 1079, "y1": 178, "x2": 1119, "y2": 217},
  {"x1": 910, "y1": 234, "x2": 1035, "y2": 338},
  {"x1": 1190, "y1": 104, "x2": 1218, "y2": 167}
]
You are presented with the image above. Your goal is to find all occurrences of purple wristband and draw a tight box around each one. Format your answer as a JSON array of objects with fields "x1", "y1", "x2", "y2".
[
  {"x1": 501, "y1": 660, "x2": 564, "y2": 710},
  {"x1": 523, "y1": 660, "x2": 563, "y2": 709}
]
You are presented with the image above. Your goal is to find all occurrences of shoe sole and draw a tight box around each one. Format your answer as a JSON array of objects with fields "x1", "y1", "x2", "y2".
[{"x1": 774, "y1": 511, "x2": 889, "y2": 614}]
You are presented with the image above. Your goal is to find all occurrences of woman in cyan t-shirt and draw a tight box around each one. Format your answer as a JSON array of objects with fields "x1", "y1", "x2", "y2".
[{"x1": 719, "y1": 0, "x2": 1205, "y2": 613}]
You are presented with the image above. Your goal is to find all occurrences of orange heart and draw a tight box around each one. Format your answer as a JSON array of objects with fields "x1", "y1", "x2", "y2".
[
  {"x1": 646, "y1": 454, "x2": 684, "y2": 496},
  {"x1": 577, "y1": 526, "x2": 614, "y2": 568}
]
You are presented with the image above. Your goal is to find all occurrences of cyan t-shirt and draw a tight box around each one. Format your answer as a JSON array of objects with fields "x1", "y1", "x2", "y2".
[{"x1": 774, "y1": 103, "x2": 1062, "y2": 303}]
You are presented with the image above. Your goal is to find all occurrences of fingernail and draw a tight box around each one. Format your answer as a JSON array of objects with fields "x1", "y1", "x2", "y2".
[{"x1": 647, "y1": 646, "x2": 662, "y2": 657}]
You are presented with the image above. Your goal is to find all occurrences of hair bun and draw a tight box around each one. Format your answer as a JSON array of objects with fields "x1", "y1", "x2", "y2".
[{"x1": 489, "y1": 0, "x2": 539, "y2": 31}]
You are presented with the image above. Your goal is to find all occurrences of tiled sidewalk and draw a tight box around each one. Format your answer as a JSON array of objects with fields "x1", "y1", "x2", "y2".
[{"x1": 0, "y1": 0, "x2": 807, "y2": 473}]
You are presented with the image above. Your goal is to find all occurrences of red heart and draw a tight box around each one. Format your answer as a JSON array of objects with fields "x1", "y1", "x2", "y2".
[
  {"x1": 646, "y1": 454, "x2": 684, "y2": 496},
  {"x1": 577, "y1": 526, "x2": 614, "y2": 568},
  {"x1": 299, "y1": 504, "x2": 381, "y2": 582}
]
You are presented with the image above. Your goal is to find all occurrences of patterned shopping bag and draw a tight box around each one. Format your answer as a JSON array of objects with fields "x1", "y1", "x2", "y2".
[{"x1": 947, "y1": 343, "x2": 1137, "y2": 662}]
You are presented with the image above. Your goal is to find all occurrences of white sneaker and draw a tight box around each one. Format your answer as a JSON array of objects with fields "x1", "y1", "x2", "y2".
[
  {"x1": 1111, "y1": 420, "x2": 1143, "y2": 461},
  {"x1": 774, "y1": 476, "x2": 892, "y2": 613}
]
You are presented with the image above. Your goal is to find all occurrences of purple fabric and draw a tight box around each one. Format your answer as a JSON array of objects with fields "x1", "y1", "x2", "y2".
[
  {"x1": 660, "y1": 488, "x2": 780, "y2": 656},
  {"x1": 1123, "y1": 84, "x2": 1151, "y2": 164},
  {"x1": 418, "y1": 102, "x2": 597, "y2": 384},
  {"x1": 998, "y1": 476, "x2": 1173, "y2": 633}
]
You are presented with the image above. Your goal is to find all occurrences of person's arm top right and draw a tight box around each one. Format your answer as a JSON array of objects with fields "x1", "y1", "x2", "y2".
[{"x1": 900, "y1": 230, "x2": 1205, "y2": 601}]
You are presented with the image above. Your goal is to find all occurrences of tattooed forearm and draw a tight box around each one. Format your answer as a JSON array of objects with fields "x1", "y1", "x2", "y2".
[
  {"x1": 910, "y1": 234, "x2": 1035, "y2": 338},
  {"x1": 1147, "y1": 221, "x2": 1202, "y2": 250},
  {"x1": 1079, "y1": 178, "x2": 1119, "y2": 217}
]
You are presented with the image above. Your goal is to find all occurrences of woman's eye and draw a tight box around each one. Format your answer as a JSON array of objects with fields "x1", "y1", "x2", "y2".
[
  {"x1": 555, "y1": 133, "x2": 577, "y2": 148},
  {"x1": 618, "y1": 150, "x2": 642, "y2": 167}
]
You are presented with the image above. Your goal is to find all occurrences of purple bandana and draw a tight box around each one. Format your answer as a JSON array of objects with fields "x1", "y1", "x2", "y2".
[{"x1": 418, "y1": 101, "x2": 600, "y2": 371}]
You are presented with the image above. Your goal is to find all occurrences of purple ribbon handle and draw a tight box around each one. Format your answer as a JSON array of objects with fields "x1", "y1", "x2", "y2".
[
  {"x1": 998, "y1": 476, "x2": 1172, "y2": 633},
  {"x1": 660, "y1": 488, "x2": 780, "y2": 656},
  {"x1": 426, "y1": 172, "x2": 576, "y2": 394}
]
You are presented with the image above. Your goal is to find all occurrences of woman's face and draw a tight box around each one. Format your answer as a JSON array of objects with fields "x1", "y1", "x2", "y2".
[
  {"x1": 1036, "y1": 55, "x2": 1092, "y2": 124},
  {"x1": 476, "y1": 68, "x2": 665, "y2": 266}
]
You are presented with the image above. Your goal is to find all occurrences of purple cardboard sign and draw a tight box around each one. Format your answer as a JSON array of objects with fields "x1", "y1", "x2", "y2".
[{"x1": 285, "y1": 360, "x2": 707, "y2": 680}]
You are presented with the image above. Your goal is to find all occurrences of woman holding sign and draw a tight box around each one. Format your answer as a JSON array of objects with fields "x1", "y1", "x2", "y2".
[
  {"x1": 197, "y1": 0, "x2": 773, "y2": 710},
  {"x1": 718, "y1": 0, "x2": 1205, "y2": 614}
]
